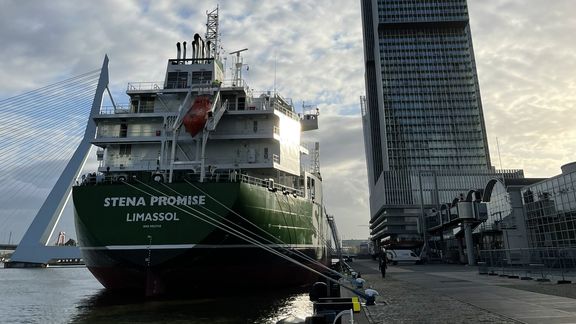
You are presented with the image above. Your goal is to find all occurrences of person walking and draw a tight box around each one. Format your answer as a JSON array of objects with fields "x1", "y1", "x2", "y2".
[{"x1": 378, "y1": 249, "x2": 387, "y2": 278}]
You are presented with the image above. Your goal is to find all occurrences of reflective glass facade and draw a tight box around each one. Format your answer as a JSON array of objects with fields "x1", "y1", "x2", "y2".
[
  {"x1": 377, "y1": 0, "x2": 491, "y2": 172},
  {"x1": 361, "y1": 0, "x2": 494, "y2": 243},
  {"x1": 523, "y1": 166, "x2": 576, "y2": 248},
  {"x1": 477, "y1": 180, "x2": 513, "y2": 250}
]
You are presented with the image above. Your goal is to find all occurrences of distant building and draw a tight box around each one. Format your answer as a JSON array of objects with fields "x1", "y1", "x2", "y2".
[
  {"x1": 360, "y1": 0, "x2": 501, "y2": 248},
  {"x1": 424, "y1": 163, "x2": 576, "y2": 263},
  {"x1": 475, "y1": 178, "x2": 542, "y2": 252},
  {"x1": 425, "y1": 177, "x2": 543, "y2": 264}
]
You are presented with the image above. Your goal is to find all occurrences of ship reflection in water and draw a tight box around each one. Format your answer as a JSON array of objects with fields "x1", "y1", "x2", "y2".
[
  {"x1": 71, "y1": 287, "x2": 312, "y2": 323},
  {"x1": 0, "y1": 267, "x2": 312, "y2": 324}
]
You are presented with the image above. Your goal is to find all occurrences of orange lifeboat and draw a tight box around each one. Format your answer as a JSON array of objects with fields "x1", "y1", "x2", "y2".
[{"x1": 183, "y1": 95, "x2": 212, "y2": 136}]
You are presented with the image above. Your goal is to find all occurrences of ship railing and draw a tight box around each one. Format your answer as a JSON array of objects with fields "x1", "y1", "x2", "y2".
[
  {"x1": 271, "y1": 101, "x2": 299, "y2": 121},
  {"x1": 221, "y1": 79, "x2": 247, "y2": 89},
  {"x1": 221, "y1": 79, "x2": 253, "y2": 97},
  {"x1": 168, "y1": 58, "x2": 215, "y2": 65},
  {"x1": 183, "y1": 172, "x2": 303, "y2": 197},
  {"x1": 102, "y1": 157, "x2": 159, "y2": 171},
  {"x1": 210, "y1": 127, "x2": 279, "y2": 137},
  {"x1": 237, "y1": 174, "x2": 304, "y2": 197},
  {"x1": 99, "y1": 104, "x2": 132, "y2": 115},
  {"x1": 80, "y1": 167, "x2": 304, "y2": 197},
  {"x1": 165, "y1": 80, "x2": 191, "y2": 89},
  {"x1": 127, "y1": 82, "x2": 164, "y2": 91}
]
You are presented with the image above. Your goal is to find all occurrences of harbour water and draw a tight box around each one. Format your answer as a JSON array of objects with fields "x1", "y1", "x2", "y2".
[{"x1": 0, "y1": 264, "x2": 312, "y2": 323}]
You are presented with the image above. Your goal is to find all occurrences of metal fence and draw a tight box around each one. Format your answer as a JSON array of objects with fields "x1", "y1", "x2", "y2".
[{"x1": 477, "y1": 248, "x2": 576, "y2": 282}]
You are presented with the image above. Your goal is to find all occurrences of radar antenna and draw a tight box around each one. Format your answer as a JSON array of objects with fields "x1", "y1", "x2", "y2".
[{"x1": 229, "y1": 48, "x2": 248, "y2": 86}]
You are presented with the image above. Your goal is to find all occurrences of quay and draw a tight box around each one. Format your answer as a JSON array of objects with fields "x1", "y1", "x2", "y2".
[{"x1": 343, "y1": 259, "x2": 576, "y2": 324}]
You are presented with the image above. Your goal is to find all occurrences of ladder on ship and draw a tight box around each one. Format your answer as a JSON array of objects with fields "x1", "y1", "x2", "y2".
[{"x1": 327, "y1": 213, "x2": 343, "y2": 261}]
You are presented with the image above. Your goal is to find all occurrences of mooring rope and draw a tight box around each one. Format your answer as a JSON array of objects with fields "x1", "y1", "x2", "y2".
[{"x1": 121, "y1": 178, "x2": 359, "y2": 294}]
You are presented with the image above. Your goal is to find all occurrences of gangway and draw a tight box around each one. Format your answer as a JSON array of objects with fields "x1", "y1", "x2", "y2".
[{"x1": 327, "y1": 213, "x2": 343, "y2": 261}]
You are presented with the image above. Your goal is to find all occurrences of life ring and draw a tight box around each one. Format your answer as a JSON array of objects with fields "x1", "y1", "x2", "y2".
[{"x1": 153, "y1": 174, "x2": 164, "y2": 183}]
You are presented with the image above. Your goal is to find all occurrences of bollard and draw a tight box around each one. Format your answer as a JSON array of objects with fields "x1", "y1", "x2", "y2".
[{"x1": 477, "y1": 261, "x2": 488, "y2": 275}]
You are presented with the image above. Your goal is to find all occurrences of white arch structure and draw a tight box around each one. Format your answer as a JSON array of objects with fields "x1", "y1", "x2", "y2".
[{"x1": 8, "y1": 56, "x2": 110, "y2": 266}]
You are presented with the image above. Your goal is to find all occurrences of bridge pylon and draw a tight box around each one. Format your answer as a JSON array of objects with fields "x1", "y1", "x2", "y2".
[{"x1": 5, "y1": 56, "x2": 110, "y2": 268}]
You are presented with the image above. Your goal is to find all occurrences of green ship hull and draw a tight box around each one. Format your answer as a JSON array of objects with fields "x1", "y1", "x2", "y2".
[{"x1": 72, "y1": 180, "x2": 330, "y2": 295}]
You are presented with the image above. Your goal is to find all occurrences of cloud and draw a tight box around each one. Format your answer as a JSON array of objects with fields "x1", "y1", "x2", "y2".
[
  {"x1": 468, "y1": 0, "x2": 576, "y2": 177},
  {"x1": 1, "y1": 0, "x2": 575, "y2": 244}
]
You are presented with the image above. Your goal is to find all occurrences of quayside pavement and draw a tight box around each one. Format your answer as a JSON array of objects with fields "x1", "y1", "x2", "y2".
[{"x1": 344, "y1": 259, "x2": 576, "y2": 324}]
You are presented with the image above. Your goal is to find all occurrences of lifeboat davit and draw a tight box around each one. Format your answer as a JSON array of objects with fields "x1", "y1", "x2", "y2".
[{"x1": 183, "y1": 96, "x2": 212, "y2": 136}]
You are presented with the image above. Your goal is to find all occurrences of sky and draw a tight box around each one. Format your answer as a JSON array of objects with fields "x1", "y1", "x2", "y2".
[{"x1": 0, "y1": 0, "x2": 575, "y2": 243}]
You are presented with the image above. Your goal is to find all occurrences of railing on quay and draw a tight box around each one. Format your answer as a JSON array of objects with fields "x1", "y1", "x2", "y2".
[{"x1": 477, "y1": 247, "x2": 576, "y2": 283}]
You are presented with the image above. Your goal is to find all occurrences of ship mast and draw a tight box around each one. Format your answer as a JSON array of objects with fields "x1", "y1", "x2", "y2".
[
  {"x1": 229, "y1": 48, "x2": 248, "y2": 86},
  {"x1": 205, "y1": 6, "x2": 219, "y2": 60}
]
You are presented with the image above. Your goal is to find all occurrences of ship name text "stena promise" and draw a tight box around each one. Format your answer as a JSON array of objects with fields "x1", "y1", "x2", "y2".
[{"x1": 103, "y1": 195, "x2": 206, "y2": 207}]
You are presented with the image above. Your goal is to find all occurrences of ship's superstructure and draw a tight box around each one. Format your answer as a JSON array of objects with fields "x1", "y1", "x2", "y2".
[{"x1": 72, "y1": 7, "x2": 330, "y2": 294}]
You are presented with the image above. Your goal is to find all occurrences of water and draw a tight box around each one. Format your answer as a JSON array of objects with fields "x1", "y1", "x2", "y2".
[{"x1": 0, "y1": 265, "x2": 313, "y2": 323}]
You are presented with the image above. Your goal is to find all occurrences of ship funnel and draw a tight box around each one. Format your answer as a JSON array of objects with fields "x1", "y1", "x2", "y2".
[
  {"x1": 182, "y1": 41, "x2": 187, "y2": 60},
  {"x1": 194, "y1": 33, "x2": 202, "y2": 59},
  {"x1": 176, "y1": 42, "x2": 181, "y2": 61},
  {"x1": 192, "y1": 40, "x2": 197, "y2": 59},
  {"x1": 200, "y1": 39, "x2": 205, "y2": 59}
]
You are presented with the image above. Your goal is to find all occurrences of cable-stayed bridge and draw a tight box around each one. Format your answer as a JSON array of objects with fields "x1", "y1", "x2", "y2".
[{"x1": 0, "y1": 57, "x2": 110, "y2": 267}]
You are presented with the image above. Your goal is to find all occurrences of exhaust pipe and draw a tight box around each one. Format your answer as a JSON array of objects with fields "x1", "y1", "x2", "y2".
[
  {"x1": 200, "y1": 39, "x2": 205, "y2": 59},
  {"x1": 194, "y1": 33, "x2": 201, "y2": 59},
  {"x1": 192, "y1": 40, "x2": 197, "y2": 59},
  {"x1": 182, "y1": 41, "x2": 187, "y2": 60},
  {"x1": 176, "y1": 42, "x2": 181, "y2": 61}
]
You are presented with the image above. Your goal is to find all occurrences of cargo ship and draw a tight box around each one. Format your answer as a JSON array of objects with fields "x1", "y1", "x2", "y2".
[{"x1": 72, "y1": 7, "x2": 332, "y2": 295}]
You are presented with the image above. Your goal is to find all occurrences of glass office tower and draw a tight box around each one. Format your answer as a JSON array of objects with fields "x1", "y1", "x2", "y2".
[{"x1": 360, "y1": 0, "x2": 496, "y2": 247}]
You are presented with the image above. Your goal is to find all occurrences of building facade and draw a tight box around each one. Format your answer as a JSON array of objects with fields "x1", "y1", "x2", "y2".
[
  {"x1": 360, "y1": 0, "x2": 494, "y2": 246},
  {"x1": 523, "y1": 163, "x2": 576, "y2": 248},
  {"x1": 424, "y1": 177, "x2": 541, "y2": 264}
]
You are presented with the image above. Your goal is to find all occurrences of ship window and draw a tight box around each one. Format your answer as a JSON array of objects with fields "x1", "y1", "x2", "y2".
[
  {"x1": 308, "y1": 177, "x2": 315, "y2": 199},
  {"x1": 139, "y1": 97, "x2": 155, "y2": 113},
  {"x1": 119, "y1": 144, "x2": 131, "y2": 156},
  {"x1": 166, "y1": 72, "x2": 189, "y2": 89},
  {"x1": 222, "y1": 95, "x2": 236, "y2": 110},
  {"x1": 119, "y1": 123, "x2": 127, "y2": 137},
  {"x1": 130, "y1": 99, "x2": 138, "y2": 113},
  {"x1": 238, "y1": 97, "x2": 245, "y2": 110},
  {"x1": 130, "y1": 97, "x2": 155, "y2": 113},
  {"x1": 264, "y1": 147, "x2": 269, "y2": 160},
  {"x1": 191, "y1": 71, "x2": 212, "y2": 84},
  {"x1": 253, "y1": 121, "x2": 258, "y2": 133}
]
